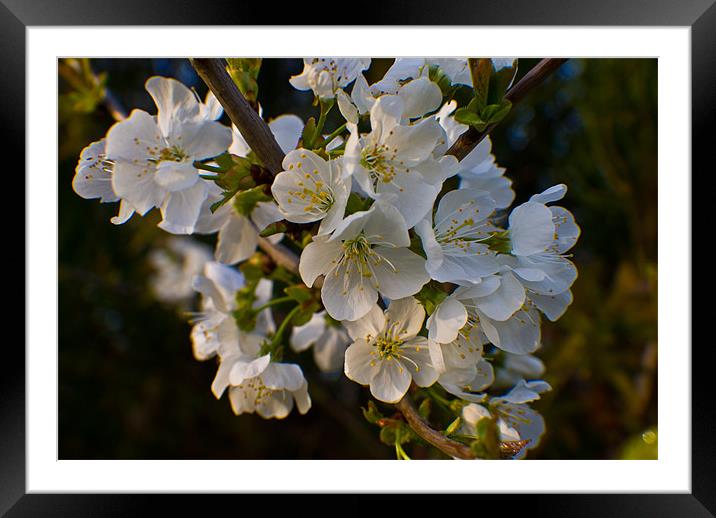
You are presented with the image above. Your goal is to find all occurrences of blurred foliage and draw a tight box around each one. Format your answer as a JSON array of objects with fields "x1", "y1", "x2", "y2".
[{"x1": 58, "y1": 58, "x2": 657, "y2": 460}]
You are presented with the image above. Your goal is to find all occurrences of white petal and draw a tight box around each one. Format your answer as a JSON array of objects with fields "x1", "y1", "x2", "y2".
[
  {"x1": 145, "y1": 76, "x2": 200, "y2": 136},
  {"x1": 475, "y1": 271, "x2": 525, "y2": 321},
  {"x1": 385, "y1": 297, "x2": 425, "y2": 340},
  {"x1": 154, "y1": 160, "x2": 199, "y2": 192},
  {"x1": 110, "y1": 200, "x2": 136, "y2": 225},
  {"x1": 369, "y1": 358, "x2": 412, "y2": 403},
  {"x1": 342, "y1": 304, "x2": 386, "y2": 341},
  {"x1": 269, "y1": 115, "x2": 304, "y2": 153},
  {"x1": 158, "y1": 181, "x2": 208, "y2": 235},
  {"x1": 529, "y1": 290, "x2": 573, "y2": 322},
  {"x1": 111, "y1": 161, "x2": 165, "y2": 216},
  {"x1": 398, "y1": 76, "x2": 442, "y2": 119},
  {"x1": 530, "y1": 184, "x2": 567, "y2": 204},
  {"x1": 293, "y1": 380, "x2": 312, "y2": 414},
  {"x1": 215, "y1": 214, "x2": 258, "y2": 265},
  {"x1": 229, "y1": 354, "x2": 272, "y2": 385},
  {"x1": 73, "y1": 140, "x2": 118, "y2": 202},
  {"x1": 551, "y1": 206, "x2": 580, "y2": 253},
  {"x1": 105, "y1": 109, "x2": 162, "y2": 162},
  {"x1": 509, "y1": 201, "x2": 555, "y2": 256},
  {"x1": 290, "y1": 312, "x2": 326, "y2": 352},
  {"x1": 372, "y1": 247, "x2": 429, "y2": 300},
  {"x1": 480, "y1": 308, "x2": 541, "y2": 355},
  {"x1": 427, "y1": 297, "x2": 467, "y2": 343},
  {"x1": 337, "y1": 89, "x2": 359, "y2": 124},
  {"x1": 369, "y1": 95, "x2": 404, "y2": 141},
  {"x1": 260, "y1": 362, "x2": 305, "y2": 391},
  {"x1": 344, "y1": 338, "x2": 379, "y2": 385},
  {"x1": 321, "y1": 258, "x2": 378, "y2": 321},
  {"x1": 298, "y1": 237, "x2": 343, "y2": 288},
  {"x1": 399, "y1": 337, "x2": 438, "y2": 387},
  {"x1": 177, "y1": 119, "x2": 232, "y2": 160}
]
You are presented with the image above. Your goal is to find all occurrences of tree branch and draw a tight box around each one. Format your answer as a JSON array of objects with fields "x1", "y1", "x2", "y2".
[
  {"x1": 445, "y1": 58, "x2": 568, "y2": 161},
  {"x1": 395, "y1": 395, "x2": 475, "y2": 459},
  {"x1": 190, "y1": 58, "x2": 285, "y2": 175}
]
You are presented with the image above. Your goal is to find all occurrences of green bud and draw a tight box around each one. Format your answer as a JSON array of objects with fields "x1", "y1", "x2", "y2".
[
  {"x1": 362, "y1": 400, "x2": 384, "y2": 425},
  {"x1": 233, "y1": 185, "x2": 272, "y2": 216},
  {"x1": 284, "y1": 285, "x2": 314, "y2": 303}
]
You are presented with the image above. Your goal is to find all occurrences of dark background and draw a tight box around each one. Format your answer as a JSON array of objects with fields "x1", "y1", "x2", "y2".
[{"x1": 58, "y1": 58, "x2": 657, "y2": 460}]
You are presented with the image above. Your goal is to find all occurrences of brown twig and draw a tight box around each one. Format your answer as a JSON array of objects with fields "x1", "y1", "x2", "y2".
[
  {"x1": 190, "y1": 58, "x2": 285, "y2": 175},
  {"x1": 445, "y1": 58, "x2": 568, "y2": 161},
  {"x1": 395, "y1": 395, "x2": 475, "y2": 459}
]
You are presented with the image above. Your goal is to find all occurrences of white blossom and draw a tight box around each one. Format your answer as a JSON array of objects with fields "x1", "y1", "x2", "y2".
[
  {"x1": 105, "y1": 76, "x2": 232, "y2": 234},
  {"x1": 427, "y1": 273, "x2": 542, "y2": 355},
  {"x1": 343, "y1": 298, "x2": 438, "y2": 403},
  {"x1": 430, "y1": 330, "x2": 495, "y2": 402},
  {"x1": 299, "y1": 202, "x2": 429, "y2": 321},
  {"x1": 501, "y1": 184, "x2": 580, "y2": 318},
  {"x1": 344, "y1": 95, "x2": 458, "y2": 228},
  {"x1": 290, "y1": 58, "x2": 370, "y2": 99},
  {"x1": 271, "y1": 149, "x2": 350, "y2": 235},
  {"x1": 414, "y1": 188, "x2": 501, "y2": 284}
]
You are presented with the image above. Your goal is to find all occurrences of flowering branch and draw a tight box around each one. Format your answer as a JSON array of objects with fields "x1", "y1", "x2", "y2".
[
  {"x1": 395, "y1": 394, "x2": 476, "y2": 459},
  {"x1": 446, "y1": 58, "x2": 568, "y2": 161},
  {"x1": 190, "y1": 58, "x2": 285, "y2": 175},
  {"x1": 190, "y1": 57, "x2": 567, "y2": 459}
]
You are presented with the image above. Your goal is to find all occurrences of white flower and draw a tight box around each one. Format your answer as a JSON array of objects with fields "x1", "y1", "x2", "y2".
[
  {"x1": 290, "y1": 58, "x2": 371, "y2": 99},
  {"x1": 431, "y1": 330, "x2": 495, "y2": 402},
  {"x1": 148, "y1": 237, "x2": 212, "y2": 304},
  {"x1": 343, "y1": 298, "x2": 438, "y2": 403},
  {"x1": 194, "y1": 114, "x2": 305, "y2": 264},
  {"x1": 105, "y1": 76, "x2": 232, "y2": 234},
  {"x1": 290, "y1": 311, "x2": 351, "y2": 373},
  {"x1": 299, "y1": 202, "x2": 429, "y2": 321},
  {"x1": 337, "y1": 67, "x2": 442, "y2": 122},
  {"x1": 190, "y1": 261, "x2": 274, "y2": 361},
  {"x1": 436, "y1": 101, "x2": 514, "y2": 209},
  {"x1": 271, "y1": 149, "x2": 350, "y2": 235},
  {"x1": 427, "y1": 273, "x2": 542, "y2": 355},
  {"x1": 501, "y1": 184, "x2": 580, "y2": 317},
  {"x1": 213, "y1": 335, "x2": 311, "y2": 420},
  {"x1": 344, "y1": 95, "x2": 458, "y2": 228},
  {"x1": 414, "y1": 188, "x2": 501, "y2": 284},
  {"x1": 461, "y1": 379, "x2": 550, "y2": 458}
]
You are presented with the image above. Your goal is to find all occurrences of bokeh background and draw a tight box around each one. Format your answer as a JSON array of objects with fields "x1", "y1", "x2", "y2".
[{"x1": 58, "y1": 58, "x2": 657, "y2": 459}]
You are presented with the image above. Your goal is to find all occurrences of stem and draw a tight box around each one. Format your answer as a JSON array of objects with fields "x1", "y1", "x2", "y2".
[
  {"x1": 252, "y1": 296, "x2": 293, "y2": 314},
  {"x1": 316, "y1": 123, "x2": 347, "y2": 150},
  {"x1": 191, "y1": 58, "x2": 285, "y2": 175},
  {"x1": 446, "y1": 58, "x2": 568, "y2": 161},
  {"x1": 271, "y1": 305, "x2": 302, "y2": 348},
  {"x1": 395, "y1": 393, "x2": 475, "y2": 460}
]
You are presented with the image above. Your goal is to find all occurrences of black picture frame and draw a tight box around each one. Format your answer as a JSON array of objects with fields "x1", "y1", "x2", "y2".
[{"x1": 3, "y1": 0, "x2": 707, "y2": 514}]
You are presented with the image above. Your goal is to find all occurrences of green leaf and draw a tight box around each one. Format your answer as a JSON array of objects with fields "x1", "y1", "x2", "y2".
[
  {"x1": 480, "y1": 100, "x2": 512, "y2": 125},
  {"x1": 291, "y1": 300, "x2": 321, "y2": 327},
  {"x1": 453, "y1": 107, "x2": 487, "y2": 131},
  {"x1": 415, "y1": 281, "x2": 449, "y2": 315},
  {"x1": 233, "y1": 186, "x2": 272, "y2": 216},
  {"x1": 284, "y1": 285, "x2": 314, "y2": 303},
  {"x1": 468, "y1": 58, "x2": 493, "y2": 112}
]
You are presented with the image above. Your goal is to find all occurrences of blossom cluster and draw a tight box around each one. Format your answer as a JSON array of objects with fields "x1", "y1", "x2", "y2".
[{"x1": 73, "y1": 58, "x2": 579, "y2": 458}]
